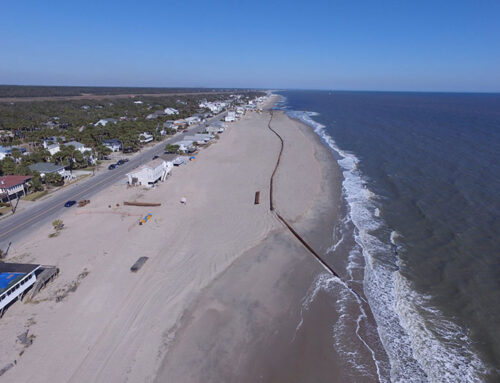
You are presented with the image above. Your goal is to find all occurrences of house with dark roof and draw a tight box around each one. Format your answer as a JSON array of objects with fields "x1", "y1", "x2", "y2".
[{"x1": 28, "y1": 163, "x2": 65, "y2": 177}]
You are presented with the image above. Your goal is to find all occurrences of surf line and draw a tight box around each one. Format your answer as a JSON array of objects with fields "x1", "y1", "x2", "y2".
[{"x1": 267, "y1": 110, "x2": 367, "y2": 304}]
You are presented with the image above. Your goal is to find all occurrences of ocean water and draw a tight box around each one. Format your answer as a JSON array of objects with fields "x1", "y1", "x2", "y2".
[{"x1": 276, "y1": 91, "x2": 500, "y2": 382}]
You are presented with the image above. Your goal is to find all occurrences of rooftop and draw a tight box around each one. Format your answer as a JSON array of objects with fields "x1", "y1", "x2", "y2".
[
  {"x1": 0, "y1": 175, "x2": 32, "y2": 189},
  {"x1": 28, "y1": 162, "x2": 65, "y2": 174},
  {"x1": 0, "y1": 263, "x2": 40, "y2": 295}
]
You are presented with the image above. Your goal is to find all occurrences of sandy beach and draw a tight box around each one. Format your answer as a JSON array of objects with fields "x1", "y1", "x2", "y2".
[{"x1": 0, "y1": 96, "x2": 377, "y2": 382}]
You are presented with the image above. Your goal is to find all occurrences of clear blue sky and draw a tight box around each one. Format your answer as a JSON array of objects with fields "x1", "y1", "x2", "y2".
[{"x1": 1, "y1": 0, "x2": 499, "y2": 92}]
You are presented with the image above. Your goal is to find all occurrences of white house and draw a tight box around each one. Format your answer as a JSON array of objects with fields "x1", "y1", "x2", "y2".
[
  {"x1": 185, "y1": 116, "x2": 201, "y2": 125},
  {"x1": 164, "y1": 107, "x2": 179, "y2": 115},
  {"x1": 126, "y1": 159, "x2": 173, "y2": 187},
  {"x1": 134, "y1": 100, "x2": 143, "y2": 104},
  {"x1": 172, "y1": 140, "x2": 195, "y2": 153},
  {"x1": 95, "y1": 118, "x2": 117, "y2": 127},
  {"x1": 225, "y1": 111, "x2": 237, "y2": 122},
  {"x1": 28, "y1": 163, "x2": 67, "y2": 178},
  {"x1": 139, "y1": 132, "x2": 154, "y2": 143},
  {"x1": 0, "y1": 263, "x2": 42, "y2": 316},
  {"x1": 102, "y1": 139, "x2": 122, "y2": 152},
  {"x1": 64, "y1": 141, "x2": 91, "y2": 154},
  {"x1": 46, "y1": 143, "x2": 60, "y2": 156}
]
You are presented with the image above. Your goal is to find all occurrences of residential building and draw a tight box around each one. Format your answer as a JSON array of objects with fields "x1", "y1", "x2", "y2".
[
  {"x1": 95, "y1": 118, "x2": 117, "y2": 127},
  {"x1": 28, "y1": 163, "x2": 66, "y2": 177},
  {"x1": 64, "y1": 141, "x2": 92, "y2": 154},
  {"x1": 185, "y1": 116, "x2": 201, "y2": 125},
  {"x1": 102, "y1": 139, "x2": 122, "y2": 152},
  {"x1": 46, "y1": 143, "x2": 60, "y2": 156},
  {"x1": 0, "y1": 175, "x2": 32, "y2": 201},
  {"x1": 172, "y1": 140, "x2": 195, "y2": 153},
  {"x1": 164, "y1": 107, "x2": 179, "y2": 115},
  {"x1": 0, "y1": 263, "x2": 42, "y2": 316},
  {"x1": 126, "y1": 159, "x2": 173, "y2": 187},
  {"x1": 225, "y1": 111, "x2": 237, "y2": 122},
  {"x1": 139, "y1": 132, "x2": 154, "y2": 143},
  {"x1": 0, "y1": 146, "x2": 27, "y2": 160}
]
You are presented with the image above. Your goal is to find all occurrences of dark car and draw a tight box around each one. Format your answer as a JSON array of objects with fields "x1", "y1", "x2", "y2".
[
  {"x1": 108, "y1": 164, "x2": 116, "y2": 170},
  {"x1": 103, "y1": 156, "x2": 111, "y2": 160},
  {"x1": 117, "y1": 159, "x2": 125, "y2": 165},
  {"x1": 152, "y1": 155, "x2": 159, "y2": 160},
  {"x1": 183, "y1": 129, "x2": 188, "y2": 133},
  {"x1": 122, "y1": 158, "x2": 129, "y2": 162},
  {"x1": 64, "y1": 200, "x2": 77, "y2": 207}
]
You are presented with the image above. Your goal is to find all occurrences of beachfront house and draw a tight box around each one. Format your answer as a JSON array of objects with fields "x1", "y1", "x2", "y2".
[
  {"x1": 172, "y1": 140, "x2": 195, "y2": 153},
  {"x1": 139, "y1": 132, "x2": 154, "y2": 144},
  {"x1": 102, "y1": 139, "x2": 122, "y2": 152},
  {"x1": 225, "y1": 111, "x2": 237, "y2": 122},
  {"x1": 0, "y1": 175, "x2": 32, "y2": 201},
  {"x1": 0, "y1": 263, "x2": 42, "y2": 317},
  {"x1": 95, "y1": 118, "x2": 117, "y2": 127},
  {"x1": 184, "y1": 133, "x2": 214, "y2": 145},
  {"x1": 126, "y1": 159, "x2": 173, "y2": 187}
]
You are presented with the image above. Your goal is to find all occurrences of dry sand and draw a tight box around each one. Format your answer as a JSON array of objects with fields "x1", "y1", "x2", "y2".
[{"x1": 0, "y1": 96, "x2": 369, "y2": 382}]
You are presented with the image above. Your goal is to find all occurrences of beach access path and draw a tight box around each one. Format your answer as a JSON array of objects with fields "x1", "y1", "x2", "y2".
[{"x1": 0, "y1": 96, "x2": 353, "y2": 382}]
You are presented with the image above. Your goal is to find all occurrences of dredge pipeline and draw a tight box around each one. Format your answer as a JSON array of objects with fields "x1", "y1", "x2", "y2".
[{"x1": 266, "y1": 110, "x2": 366, "y2": 303}]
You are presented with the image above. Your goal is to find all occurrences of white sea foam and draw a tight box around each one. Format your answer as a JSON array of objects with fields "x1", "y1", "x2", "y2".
[{"x1": 285, "y1": 107, "x2": 488, "y2": 383}]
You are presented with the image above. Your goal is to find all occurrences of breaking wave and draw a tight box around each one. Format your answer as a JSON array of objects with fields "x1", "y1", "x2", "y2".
[{"x1": 283, "y1": 107, "x2": 488, "y2": 382}]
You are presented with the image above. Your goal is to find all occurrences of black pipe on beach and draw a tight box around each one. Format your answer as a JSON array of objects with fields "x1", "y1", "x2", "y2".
[{"x1": 266, "y1": 111, "x2": 367, "y2": 304}]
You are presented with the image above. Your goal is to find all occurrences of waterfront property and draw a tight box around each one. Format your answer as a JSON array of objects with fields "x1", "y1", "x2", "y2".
[
  {"x1": 172, "y1": 140, "x2": 195, "y2": 153},
  {"x1": 126, "y1": 159, "x2": 173, "y2": 186},
  {"x1": 0, "y1": 263, "x2": 41, "y2": 317},
  {"x1": 0, "y1": 175, "x2": 32, "y2": 201}
]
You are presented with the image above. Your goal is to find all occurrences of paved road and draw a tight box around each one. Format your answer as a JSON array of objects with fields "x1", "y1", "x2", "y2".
[{"x1": 0, "y1": 112, "x2": 227, "y2": 249}]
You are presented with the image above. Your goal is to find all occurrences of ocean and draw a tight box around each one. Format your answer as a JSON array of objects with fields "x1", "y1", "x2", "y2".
[{"x1": 276, "y1": 91, "x2": 500, "y2": 382}]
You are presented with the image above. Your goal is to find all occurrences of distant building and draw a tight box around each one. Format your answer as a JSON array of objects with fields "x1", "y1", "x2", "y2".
[
  {"x1": 185, "y1": 116, "x2": 201, "y2": 125},
  {"x1": 102, "y1": 139, "x2": 122, "y2": 152},
  {"x1": 45, "y1": 143, "x2": 60, "y2": 156},
  {"x1": 172, "y1": 140, "x2": 195, "y2": 153},
  {"x1": 126, "y1": 159, "x2": 173, "y2": 186},
  {"x1": 95, "y1": 118, "x2": 117, "y2": 127},
  {"x1": 164, "y1": 107, "x2": 179, "y2": 115},
  {"x1": 139, "y1": 132, "x2": 154, "y2": 143},
  {"x1": 225, "y1": 111, "x2": 236, "y2": 122},
  {"x1": 134, "y1": 100, "x2": 143, "y2": 104}
]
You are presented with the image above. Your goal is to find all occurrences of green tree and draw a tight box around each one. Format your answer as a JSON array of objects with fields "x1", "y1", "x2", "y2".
[
  {"x1": 44, "y1": 172, "x2": 64, "y2": 186},
  {"x1": 164, "y1": 144, "x2": 179, "y2": 154},
  {"x1": 1, "y1": 157, "x2": 16, "y2": 175},
  {"x1": 10, "y1": 148, "x2": 22, "y2": 161}
]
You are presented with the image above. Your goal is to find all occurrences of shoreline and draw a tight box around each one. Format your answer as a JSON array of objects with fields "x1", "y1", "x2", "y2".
[{"x1": 0, "y1": 95, "x2": 383, "y2": 382}]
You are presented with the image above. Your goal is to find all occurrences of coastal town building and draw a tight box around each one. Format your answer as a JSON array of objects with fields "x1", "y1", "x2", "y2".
[
  {"x1": 164, "y1": 107, "x2": 179, "y2": 115},
  {"x1": 102, "y1": 139, "x2": 122, "y2": 152},
  {"x1": 225, "y1": 111, "x2": 237, "y2": 122},
  {"x1": 95, "y1": 118, "x2": 117, "y2": 127},
  {"x1": 126, "y1": 159, "x2": 173, "y2": 186},
  {"x1": 0, "y1": 175, "x2": 32, "y2": 201},
  {"x1": 28, "y1": 162, "x2": 66, "y2": 177},
  {"x1": 172, "y1": 140, "x2": 195, "y2": 153},
  {"x1": 139, "y1": 132, "x2": 154, "y2": 143},
  {"x1": 0, "y1": 146, "x2": 27, "y2": 160},
  {"x1": 64, "y1": 141, "x2": 92, "y2": 154},
  {"x1": 185, "y1": 116, "x2": 202, "y2": 125},
  {"x1": 45, "y1": 143, "x2": 60, "y2": 156},
  {"x1": 0, "y1": 263, "x2": 42, "y2": 317}
]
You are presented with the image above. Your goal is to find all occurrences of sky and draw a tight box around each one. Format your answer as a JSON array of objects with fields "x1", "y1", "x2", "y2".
[{"x1": 0, "y1": 0, "x2": 499, "y2": 92}]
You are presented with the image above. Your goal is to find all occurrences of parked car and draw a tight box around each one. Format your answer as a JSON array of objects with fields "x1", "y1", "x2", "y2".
[
  {"x1": 152, "y1": 155, "x2": 159, "y2": 160},
  {"x1": 117, "y1": 159, "x2": 125, "y2": 165},
  {"x1": 103, "y1": 156, "x2": 111, "y2": 160},
  {"x1": 64, "y1": 200, "x2": 77, "y2": 207},
  {"x1": 108, "y1": 164, "x2": 116, "y2": 170},
  {"x1": 122, "y1": 158, "x2": 129, "y2": 162}
]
